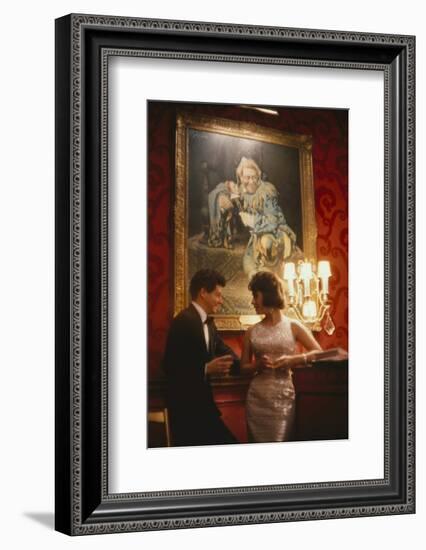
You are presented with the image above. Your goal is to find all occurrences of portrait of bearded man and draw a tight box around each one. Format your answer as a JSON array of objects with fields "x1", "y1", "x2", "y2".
[{"x1": 236, "y1": 157, "x2": 298, "y2": 279}]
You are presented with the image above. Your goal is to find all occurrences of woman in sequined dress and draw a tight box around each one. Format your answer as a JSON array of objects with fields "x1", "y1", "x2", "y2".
[{"x1": 241, "y1": 271, "x2": 323, "y2": 443}]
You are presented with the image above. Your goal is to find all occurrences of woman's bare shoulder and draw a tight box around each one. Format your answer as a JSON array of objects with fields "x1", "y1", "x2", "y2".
[
  {"x1": 288, "y1": 317, "x2": 306, "y2": 333},
  {"x1": 245, "y1": 321, "x2": 262, "y2": 338},
  {"x1": 287, "y1": 317, "x2": 303, "y2": 327}
]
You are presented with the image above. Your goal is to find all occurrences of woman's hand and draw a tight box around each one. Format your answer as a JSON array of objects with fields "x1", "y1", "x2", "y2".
[
  {"x1": 333, "y1": 348, "x2": 349, "y2": 360},
  {"x1": 306, "y1": 349, "x2": 322, "y2": 363},
  {"x1": 256, "y1": 354, "x2": 275, "y2": 370},
  {"x1": 273, "y1": 355, "x2": 293, "y2": 369}
]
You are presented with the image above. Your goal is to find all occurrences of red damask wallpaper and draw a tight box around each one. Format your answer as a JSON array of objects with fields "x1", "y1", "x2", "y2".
[{"x1": 148, "y1": 102, "x2": 348, "y2": 378}]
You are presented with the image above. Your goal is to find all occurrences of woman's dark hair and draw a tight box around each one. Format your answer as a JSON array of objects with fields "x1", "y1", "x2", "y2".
[
  {"x1": 248, "y1": 271, "x2": 285, "y2": 309},
  {"x1": 189, "y1": 269, "x2": 226, "y2": 299}
]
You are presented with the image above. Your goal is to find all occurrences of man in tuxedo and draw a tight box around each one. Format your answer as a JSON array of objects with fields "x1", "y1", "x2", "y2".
[{"x1": 163, "y1": 269, "x2": 240, "y2": 446}]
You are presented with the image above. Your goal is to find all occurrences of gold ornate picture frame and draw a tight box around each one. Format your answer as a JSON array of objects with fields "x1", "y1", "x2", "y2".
[{"x1": 174, "y1": 111, "x2": 318, "y2": 330}]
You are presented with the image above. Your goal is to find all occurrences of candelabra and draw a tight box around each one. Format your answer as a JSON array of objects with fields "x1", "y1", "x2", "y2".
[{"x1": 283, "y1": 259, "x2": 335, "y2": 334}]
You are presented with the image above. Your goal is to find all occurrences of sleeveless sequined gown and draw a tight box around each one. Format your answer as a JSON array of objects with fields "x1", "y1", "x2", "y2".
[{"x1": 246, "y1": 315, "x2": 296, "y2": 443}]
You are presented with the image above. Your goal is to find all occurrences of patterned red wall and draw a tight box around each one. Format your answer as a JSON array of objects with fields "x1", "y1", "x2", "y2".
[{"x1": 148, "y1": 102, "x2": 348, "y2": 378}]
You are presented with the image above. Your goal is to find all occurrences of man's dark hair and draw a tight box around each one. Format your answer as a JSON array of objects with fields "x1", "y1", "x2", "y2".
[
  {"x1": 189, "y1": 269, "x2": 226, "y2": 300},
  {"x1": 248, "y1": 271, "x2": 285, "y2": 309}
]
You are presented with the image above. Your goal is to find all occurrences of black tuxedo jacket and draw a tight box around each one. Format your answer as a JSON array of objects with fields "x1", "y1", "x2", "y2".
[{"x1": 162, "y1": 304, "x2": 240, "y2": 445}]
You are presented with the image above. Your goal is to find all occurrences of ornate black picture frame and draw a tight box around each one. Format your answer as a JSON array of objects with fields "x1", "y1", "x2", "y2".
[{"x1": 55, "y1": 14, "x2": 415, "y2": 535}]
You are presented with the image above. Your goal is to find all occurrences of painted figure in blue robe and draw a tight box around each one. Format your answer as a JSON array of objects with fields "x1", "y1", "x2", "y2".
[{"x1": 236, "y1": 157, "x2": 297, "y2": 278}]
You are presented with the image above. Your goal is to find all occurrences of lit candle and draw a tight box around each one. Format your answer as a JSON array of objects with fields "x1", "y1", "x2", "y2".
[
  {"x1": 317, "y1": 260, "x2": 331, "y2": 295},
  {"x1": 283, "y1": 262, "x2": 296, "y2": 297},
  {"x1": 302, "y1": 299, "x2": 317, "y2": 320},
  {"x1": 300, "y1": 261, "x2": 313, "y2": 297}
]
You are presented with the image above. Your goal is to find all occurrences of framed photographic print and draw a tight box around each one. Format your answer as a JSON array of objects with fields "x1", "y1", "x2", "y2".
[
  {"x1": 55, "y1": 14, "x2": 415, "y2": 535},
  {"x1": 147, "y1": 100, "x2": 348, "y2": 450}
]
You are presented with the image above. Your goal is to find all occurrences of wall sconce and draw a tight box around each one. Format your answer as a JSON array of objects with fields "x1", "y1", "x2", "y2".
[{"x1": 283, "y1": 259, "x2": 335, "y2": 334}]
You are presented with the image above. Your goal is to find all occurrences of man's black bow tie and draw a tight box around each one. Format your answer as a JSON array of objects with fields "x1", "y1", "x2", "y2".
[{"x1": 204, "y1": 317, "x2": 214, "y2": 326}]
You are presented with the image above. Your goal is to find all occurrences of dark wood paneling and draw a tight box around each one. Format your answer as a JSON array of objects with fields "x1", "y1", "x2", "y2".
[{"x1": 149, "y1": 361, "x2": 348, "y2": 446}]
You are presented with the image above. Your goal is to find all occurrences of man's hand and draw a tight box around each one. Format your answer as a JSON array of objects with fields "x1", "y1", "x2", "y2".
[{"x1": 206, "y1": 355, "x2": 234, "y2": 376}]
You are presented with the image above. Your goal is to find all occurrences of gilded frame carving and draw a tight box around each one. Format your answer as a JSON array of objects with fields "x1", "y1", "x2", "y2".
[{"x1": 174, "y1": 112, "x2": 317, "y2": 330}]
